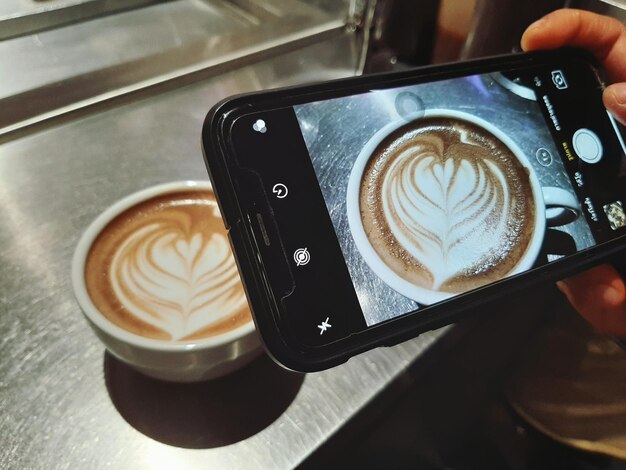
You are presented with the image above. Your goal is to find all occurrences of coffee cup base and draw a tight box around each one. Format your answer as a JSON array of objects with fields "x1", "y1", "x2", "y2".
[
  {"x1": 72, "y1": 181, "x2": 261, "y2": 383},
  {"x1": 118, "y1": 346, "x2": 264, "y2": 383}
]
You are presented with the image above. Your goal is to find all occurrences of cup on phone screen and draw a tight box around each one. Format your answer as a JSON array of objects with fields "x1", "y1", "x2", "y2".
[
  {"x1": 72, "y1": 181, "x2": 261, "y2": 382},
  {"x1": 347, "y1": 109, "x2": 580, "y2": 305}
]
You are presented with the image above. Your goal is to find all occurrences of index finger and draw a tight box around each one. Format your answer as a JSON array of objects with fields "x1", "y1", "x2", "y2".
[{"x1": 521, "y1": 9, "x2": 626, "y2": 83}]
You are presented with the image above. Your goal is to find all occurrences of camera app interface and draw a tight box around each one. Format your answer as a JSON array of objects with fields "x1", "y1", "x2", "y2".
[{"x1": 293, "y1": 66, "x2": 626, "y2": 326}]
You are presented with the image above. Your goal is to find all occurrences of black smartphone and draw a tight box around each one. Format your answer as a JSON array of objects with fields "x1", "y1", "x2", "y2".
[{"x1": 202, "y1": 49, "x2": 626, "y2": 372}]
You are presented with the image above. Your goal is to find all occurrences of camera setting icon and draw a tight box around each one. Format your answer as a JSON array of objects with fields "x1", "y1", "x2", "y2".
[
  {"x1": 551, "y1": 70, "x2": 568, "y2": 90},
  {"x1": 293, "y1": 247, "x2": 310, "y2": 266},
  {"x1": 317, "y1": 317, "x2": 332, "y2": 335},
  {"x1": 272, "y1": 183, "x2": 288, "y2": 199}
]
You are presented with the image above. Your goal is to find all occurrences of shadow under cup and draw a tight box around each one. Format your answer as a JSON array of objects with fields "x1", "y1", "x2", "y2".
[
  {"x1": 72, "y1": 181, "x2": 261, "y2": 382},
  {"x1": 347, "y1": 110, "x2": 580, "y2": 305}
]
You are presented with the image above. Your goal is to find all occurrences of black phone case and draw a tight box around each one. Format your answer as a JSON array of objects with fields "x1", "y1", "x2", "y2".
[{"x1": 202, "y1": 49, "x2": 626, "y2": 372}]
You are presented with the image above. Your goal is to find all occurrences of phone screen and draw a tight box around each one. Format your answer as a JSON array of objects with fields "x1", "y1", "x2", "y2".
[
  {"x1": 289, "y1": 66, "x2": 626, "y2": 327},
  {"x1": 225, "y1": 58, "x2": 626, "y2": 346}
]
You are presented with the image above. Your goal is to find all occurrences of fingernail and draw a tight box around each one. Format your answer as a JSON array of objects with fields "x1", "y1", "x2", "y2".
[
  {"x1": 611, "y1": 84, "x2": 626, "y2": 106},
  {"x1": 604, "y1": 285, "x2": 623, "y2": 306},
  {"x1": 605, "y1": 85, "x2": 626, "y2": 125}
]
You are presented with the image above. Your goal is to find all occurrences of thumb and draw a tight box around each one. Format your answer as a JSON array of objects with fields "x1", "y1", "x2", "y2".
[
  {"x1": 557, "y1": 264, "x2": 626, "y2": 337},
  {"x1": 604, "y1": 83, "x2": 626, "y2": 125}
]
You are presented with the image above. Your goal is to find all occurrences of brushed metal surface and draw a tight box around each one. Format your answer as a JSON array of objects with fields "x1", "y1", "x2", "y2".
[
  {"x1": 0, "y1": 0, "x2": 171, "y2": 40},
  {"x1": 0, "y1": 28, "x2": 444, "y2": 470},
  {"x1": 0, "y1": 0, "x2": 345, "y2": 137}
]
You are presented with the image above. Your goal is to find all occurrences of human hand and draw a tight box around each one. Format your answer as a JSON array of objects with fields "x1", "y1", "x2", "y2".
[
  {"x1": 522, "y1": 9, "x2": 626, "y2": 337},
  {"x1": 522, "y1": 9, "x2": 626, "y2": 124}
]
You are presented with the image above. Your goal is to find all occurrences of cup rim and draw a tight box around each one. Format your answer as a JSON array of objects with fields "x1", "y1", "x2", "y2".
[
  {"x1": 71, "y1": 180, "x2": 256, "y2": 352},
  {"x1": 346, "y1": 109, "x2": 546, "y2": 304}
]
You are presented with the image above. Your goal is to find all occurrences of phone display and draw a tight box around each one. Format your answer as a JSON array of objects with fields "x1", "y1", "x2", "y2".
[{"x1": 203, "y1": 50, "x2": 626, "y2": 371}]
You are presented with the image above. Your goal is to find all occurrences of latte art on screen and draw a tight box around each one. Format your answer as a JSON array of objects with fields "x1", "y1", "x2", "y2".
[
  {"x1": 360, "y1": 118, "x2": 535, "y2": 294},
  {"x1": 85, "y1": 190, "x2": 252, "y2": 341}
]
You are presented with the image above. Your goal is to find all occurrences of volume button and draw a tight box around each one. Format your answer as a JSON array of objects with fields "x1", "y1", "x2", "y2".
[
  {"x1": 245, "y1": 213, "x2": 262, "y2": 253},
  {"x1": 240, "y1": 214, "x2": 295, "y2": 300}
]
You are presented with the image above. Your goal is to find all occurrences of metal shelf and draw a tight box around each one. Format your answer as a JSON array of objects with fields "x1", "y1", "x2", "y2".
[{"x1": 0, "y1": 0, "x2": 346, "y2": 139}]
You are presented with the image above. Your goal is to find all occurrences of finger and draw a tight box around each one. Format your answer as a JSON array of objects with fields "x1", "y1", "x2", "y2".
[
  {"x1": 557, "y1": 264, "x2": 625, "y2": 310},
  {"x1": 604, "y1": 83, "x2": 626, "y2": 125},
  {"x1": 521, "y1": 9, "x2": 626, "y2": 83},
  {"x1": 557, "y1": 264, "x2": 626, "y2": 337}
]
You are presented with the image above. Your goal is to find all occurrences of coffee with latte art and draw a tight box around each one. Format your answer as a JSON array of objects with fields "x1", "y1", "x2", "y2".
[
  {"x1": 360, "y1": 117, "x2": 535, "y2": 294},
  {"x1": 85, "y1": 190, "x2": 251, "y2": 341}
]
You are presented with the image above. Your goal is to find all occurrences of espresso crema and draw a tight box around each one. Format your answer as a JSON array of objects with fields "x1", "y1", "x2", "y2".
[
  {"x1": 85, "y1": 190, "x2": 251, "y2": 341},
  {"x1": 360, "y1": 117, "x2": 535, "y2": 294}
]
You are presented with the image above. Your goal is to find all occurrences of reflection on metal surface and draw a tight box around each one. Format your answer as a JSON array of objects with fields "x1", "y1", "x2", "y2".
[
  {"x1": 0, "y1": 0, "x2": 347, "y2": 140},
  {"x1": 491, "y1": 72, "x2": 537, "y2": 101},
  {"x1": 0, "y1": 0, "x2": 171, "y2": 40},
  {"x1": 394, "y1": 91, "x2": 426, "y2": 120}
]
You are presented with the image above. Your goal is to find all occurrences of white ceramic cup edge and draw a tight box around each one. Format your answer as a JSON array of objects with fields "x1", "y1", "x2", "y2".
[{"x1": 71, "y1": 180, "x2": 259, "y2": 380}]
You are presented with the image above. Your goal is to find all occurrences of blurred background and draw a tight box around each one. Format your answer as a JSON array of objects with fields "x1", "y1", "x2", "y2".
[{"x1": 1, "y1": 1, "x2": 626, "y2": 469}]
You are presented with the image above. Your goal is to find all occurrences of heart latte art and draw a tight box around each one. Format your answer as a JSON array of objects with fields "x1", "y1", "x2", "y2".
[
  {"x1": 85, "y1": 190, "x2": 251, "y2": 341},
  {"x1": 360, "y1": 118, "x2": 535, "y2": 294}
]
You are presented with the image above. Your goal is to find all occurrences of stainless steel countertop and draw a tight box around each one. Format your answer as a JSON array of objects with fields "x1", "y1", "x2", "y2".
[{"x1": 0, "y1": 5, "x2": 447, "y2": 467}]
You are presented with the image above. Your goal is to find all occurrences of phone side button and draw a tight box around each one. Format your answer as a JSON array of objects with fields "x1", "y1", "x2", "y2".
[
  {"x1": 254, "y1": 212, "x2": 271, "y2": 246},
  {"x1": 232, "y1": 219, "x2": 294, "y2": 301}
]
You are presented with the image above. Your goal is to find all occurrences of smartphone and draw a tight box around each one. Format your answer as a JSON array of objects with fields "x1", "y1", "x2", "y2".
[{"x1": 202, "y1": 49, "x2": 626, "y2": 372}]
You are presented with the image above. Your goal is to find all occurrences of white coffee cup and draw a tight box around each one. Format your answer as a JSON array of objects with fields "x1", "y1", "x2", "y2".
[
  {"x1": 72, "y1": 181, "x2": 261, "y2": 382},
  {"x1": 347, "y1": 109, "x2": 580, "y2": 305}
]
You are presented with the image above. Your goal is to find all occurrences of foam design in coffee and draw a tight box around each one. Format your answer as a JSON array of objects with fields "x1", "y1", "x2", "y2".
[
  {"x1": 360, "y1": 117, "x2": 535, "y2": 294},
  {"x1": 86, "y1": 190, "x2": 251, "y2": 341}
]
